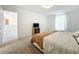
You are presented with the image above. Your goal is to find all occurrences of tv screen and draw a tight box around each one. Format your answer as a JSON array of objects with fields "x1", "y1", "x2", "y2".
[{"x1": 33, "y1": 23, "x2": 39, "y2": 27}]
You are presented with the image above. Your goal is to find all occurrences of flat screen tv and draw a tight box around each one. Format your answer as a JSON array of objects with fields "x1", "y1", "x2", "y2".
[{"x1": 33, "y1": 23, "x2": 39, "y2": 27}]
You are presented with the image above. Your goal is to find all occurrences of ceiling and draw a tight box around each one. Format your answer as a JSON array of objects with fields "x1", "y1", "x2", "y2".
[{"x1": 1, "y1": 5, "x2": 79, "y2": 15}]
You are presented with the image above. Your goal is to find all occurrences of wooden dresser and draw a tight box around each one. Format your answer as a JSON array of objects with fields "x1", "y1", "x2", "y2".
[{"x1": 32, "y1": 27, "x2": 40, "y2": 35}]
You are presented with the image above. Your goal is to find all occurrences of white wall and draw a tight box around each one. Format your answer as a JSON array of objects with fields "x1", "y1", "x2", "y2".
[
  {"x1": 0, "y1": 6, "x2": 3, "y2": 44},
  {"x1": 17, "y1": 10, "x2": 47, "y2": 38},
  {"x1": 66, "y1": 9, "x2": 79, "y2": 32},
  {"x1": 47, "y1": 9, "x2": 79, "y2": 32},
  {"x1": 1, "y1": 6, "x2": 47, "y2": 38},
  {"x1": 47, "y1": 15, "x2": 55, "y2": 31},
  {"x1": 0, "y1": 6, "x2": 3, "y2": 10}
]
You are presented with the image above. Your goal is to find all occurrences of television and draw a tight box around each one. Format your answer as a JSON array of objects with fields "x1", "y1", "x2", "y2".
[{"x1": 33, "y1": 23, "x2": 39, "y2": 27}]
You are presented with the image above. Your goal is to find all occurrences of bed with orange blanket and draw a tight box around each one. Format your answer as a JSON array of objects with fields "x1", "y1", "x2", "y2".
[{"x1": 31, "y1": 31, "x2": 55, "y2": 52}]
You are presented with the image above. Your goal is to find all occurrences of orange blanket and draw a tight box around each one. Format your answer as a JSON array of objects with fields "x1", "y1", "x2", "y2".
[{"x1": 31, "y1": 31, "x2": 55, "y2": 49}]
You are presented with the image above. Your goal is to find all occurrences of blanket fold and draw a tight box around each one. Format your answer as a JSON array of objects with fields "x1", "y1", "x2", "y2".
[{"x1": 31, "y1": 31, "x2": 55, "y2": 49}]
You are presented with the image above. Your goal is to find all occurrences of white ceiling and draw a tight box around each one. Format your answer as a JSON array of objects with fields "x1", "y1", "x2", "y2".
[{"x1": 1, "y1": 5, "x2": 79, "y2": 15}]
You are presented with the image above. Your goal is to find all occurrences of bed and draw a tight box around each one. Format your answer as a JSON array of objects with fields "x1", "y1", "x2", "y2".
[
  {"x1": 31, "y1": 31, "x2": 79, "y2": 54},
  {"x1": 31, "y1": 31, "x2": 55, "y2": 53}
]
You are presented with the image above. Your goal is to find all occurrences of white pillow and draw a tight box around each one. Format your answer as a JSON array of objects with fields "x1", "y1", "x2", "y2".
[{"x1": 72, "y1": 31, "x2": 79, "y2": 38}]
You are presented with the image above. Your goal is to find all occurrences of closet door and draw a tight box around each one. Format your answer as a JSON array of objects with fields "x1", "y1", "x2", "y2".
[
  {"x1": 3, "y1": 11, "x2": 18, "y2": 43},
  {"x1": 0, "y1": 12, "x2": 4, "y2": 44}
]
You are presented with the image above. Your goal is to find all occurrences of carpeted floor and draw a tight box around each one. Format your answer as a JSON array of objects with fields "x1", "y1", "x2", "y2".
[{"x1": 0, "y1": 37, "x2": 42, "y2": 54}]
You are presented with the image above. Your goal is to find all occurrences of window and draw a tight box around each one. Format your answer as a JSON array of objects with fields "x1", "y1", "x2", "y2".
[{"x1": 55, "y1": 14, "x2": 67, "y2": 31}]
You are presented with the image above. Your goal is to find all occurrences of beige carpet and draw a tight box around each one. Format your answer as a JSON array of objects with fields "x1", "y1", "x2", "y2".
[{"x1": 0, "y1": 37, "x2": 42, "y2": 54}]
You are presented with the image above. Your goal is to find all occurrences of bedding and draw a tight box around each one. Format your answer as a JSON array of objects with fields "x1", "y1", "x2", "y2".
[
  {"x1": 43, "y1": 32, "x2": 79, "y2": 54},
  {"x1": 77, "y1": 37, "x2": 79, "y2": 43},
  {"x1": 31, "y1": 31, "x2": 55, "y2": 49},
  {"x1": 72, "y1": 31, "x2": 79, "y2": 38}
]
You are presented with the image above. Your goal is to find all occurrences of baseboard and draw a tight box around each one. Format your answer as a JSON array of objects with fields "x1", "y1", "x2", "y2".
[{"x1": 18, "y1": 35, "x2": 32, "y2": 40}]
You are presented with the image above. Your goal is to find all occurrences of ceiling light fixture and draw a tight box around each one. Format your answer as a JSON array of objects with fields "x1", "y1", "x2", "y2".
[{"x1": 41, "y1": 5, "x2": 53, "y2": 9}]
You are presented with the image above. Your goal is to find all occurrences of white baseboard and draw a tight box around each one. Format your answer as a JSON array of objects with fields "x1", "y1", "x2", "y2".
[{"x1": 18, "y1": 35, "x2": 32, "y2": 39}]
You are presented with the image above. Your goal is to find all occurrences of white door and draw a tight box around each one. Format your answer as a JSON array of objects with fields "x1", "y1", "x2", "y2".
[{"x1": 3, "y1": 11, "x2": 18, "y2": 43}]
